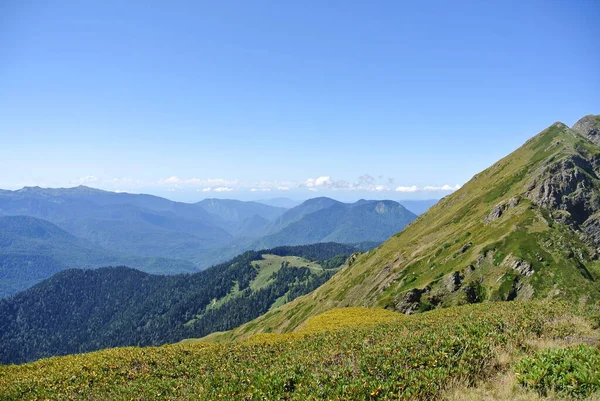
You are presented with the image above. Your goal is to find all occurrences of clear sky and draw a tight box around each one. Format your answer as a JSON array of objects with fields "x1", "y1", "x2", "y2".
[{"x1": 1, "y1": 0, "x2": 598, "y2": 202}]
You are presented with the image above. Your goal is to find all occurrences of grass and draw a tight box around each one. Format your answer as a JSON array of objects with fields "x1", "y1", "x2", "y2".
[
  {"x1": 195, "y1": 123, "x2": 600, "y2": 343},
  {"x1": 250, "y1": 254, "x2": 323, "y2": 290},
  {"x1": 514, "y1": 345, "x2": 600, "y2": 399},
  {"x1": 1, "y1": 301, "x2": 598, "y2": 400}
]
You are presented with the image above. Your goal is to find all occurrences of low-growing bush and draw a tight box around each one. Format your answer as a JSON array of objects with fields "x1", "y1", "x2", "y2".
[
  {"x1": 0, "y1": 302, "x2": 595, "y2": 401},
  {"x1": 514, "y1": 344, "x2": 600, "y2": 399}
]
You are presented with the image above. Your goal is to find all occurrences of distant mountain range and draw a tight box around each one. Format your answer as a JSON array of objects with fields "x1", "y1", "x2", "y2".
[
  {"x1": 255, "y1": 197, "x2": 304, "y2": 209},
  {"x1": 0, "y1": 216, "x2": 198, "y2": 298},
  {"x1": 254, "y1": 198, "x2": 416, "y2": 248},
  {"x1": 0, "y1": 187, "x2": 426, "y2": 296}
]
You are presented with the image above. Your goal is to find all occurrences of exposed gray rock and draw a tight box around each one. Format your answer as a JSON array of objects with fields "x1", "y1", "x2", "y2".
[
  {"x1": 347, "y1": 252, "x2": 360, "y2": 267},
  {"x1": 484, "y1": 204, "x2": 504, "y2": 223},
  {"x1": 442, "y1": 271, "x2": 463, "y2": 292},
  {"x1": 503, "y1": 255, "x2": 534, "y2": 277},
  {"x1": 483, "y1": 197, "x2": 521, "y2": 224},
  {"x1": 572, "y1": 115, "x2": 600, "y2": 146},
  {"x1": 511, "y1": 259, "x2": 534, "y2": 277},
  {"x1": 463, "y1": 264, "x2": 476, "y2": 276},
  {"x1": 507, "y1": 196, "x2": 520, "y2": 208},
  {"x1": 526, "y1": 155, "x2": 600, "y2": 224},
  {"x1": 552, "y1": 210, "x2": 575, "y2": 226},
  {"x1": 394, "y1": 288, "x2": 427, "y2": 314},
  {"x1": 459, "y1": 242, "x2": 472, "y2": 254},
  {"x1": 513, "y1": 282, "x2": 535, "y2": 300},
  {"x1": 582, "y1": 213, "x2": 600, "y2": 248}
]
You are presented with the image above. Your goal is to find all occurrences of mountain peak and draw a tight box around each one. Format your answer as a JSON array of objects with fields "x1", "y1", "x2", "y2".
[{"x1": 572, "y1": 114, "x2": 600, "y2": 145}]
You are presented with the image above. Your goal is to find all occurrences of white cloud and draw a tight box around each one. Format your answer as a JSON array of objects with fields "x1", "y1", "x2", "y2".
[
  {"x1": 74, "y1": 175, "x2": 99, "y2": 185},
  {"x1": 184, "y1": 178, "x2": 202, "y2": 185},
  {"x1": 304, "y1": 176, "x2": 352, "y2": 190},
  {"x1": 305, "y1": 176, "x2": 332, "y2": 188},
  {"x1": 395, "y1": 185, "x2": 418, "y2": 192},
  {"x1": 163, "y1": 176, "x2": 180, "y2": 184},
  {"x1": 88, "y1": 174, "x2": 462, "y2": 195},
  {"x1": 157, "y1": 177, "x2": 239, "y2": 188},
  {"x1": 111, "y1": 177, "x2": 135, "y2": 185},
  {"x1": 358, "y1": 174, "x2": 376, "y2": 185},
  {"x1": 394, "y1": 184, "x2": 461, "y2": 192},
  {"x1": 423, "y1": 184, "x2": 461, "y2": 191}
]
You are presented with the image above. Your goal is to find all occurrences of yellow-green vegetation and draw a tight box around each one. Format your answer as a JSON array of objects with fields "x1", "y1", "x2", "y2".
[
  {"x1": 514, "y1": 345, "x2": 600, "y2": 399},
  {"x1": 199, "y1": 122, "x2": 600, "y2": 342},
  {"x1": 250, "y1": 254, "x2": 323, "y2": 290},
  {"x1": 1, "y1": 302, "x2": 598, "y2": 400},
  {"x1": 242, "y1": 307, "x2": 403, "y2": 345}
]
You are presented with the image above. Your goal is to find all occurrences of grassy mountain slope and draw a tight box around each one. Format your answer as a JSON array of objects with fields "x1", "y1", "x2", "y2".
[
  {"x1": 1, "y1": 301, "x2": 598, "y2": 400},
  {"x1": 200, "y1": 116, "x2": 600, "y2": 342},
  {"x1": 0, "y1": 216, "x2": 197, "y2": 298},
  {"x1": 0, "y1": 243, "x2": 359, "y2": 364}
]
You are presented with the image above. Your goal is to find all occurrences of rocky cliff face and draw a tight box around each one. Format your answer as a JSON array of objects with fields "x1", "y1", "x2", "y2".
[
  {"x1": 572, "y1": 115, "x2": 600, "y2": 146},
  {"x1": 525, "y1": 116, "x2": 600, "y2": 247}
]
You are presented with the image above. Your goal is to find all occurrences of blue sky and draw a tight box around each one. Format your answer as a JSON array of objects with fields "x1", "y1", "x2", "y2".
[{"x1": 1, "y1": 0, "x2": 598, "y2": 202}]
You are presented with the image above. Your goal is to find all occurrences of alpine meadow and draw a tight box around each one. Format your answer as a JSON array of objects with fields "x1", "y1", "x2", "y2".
[{"x1": 1, "y1": 2, "x2": 599, "y2": 401}]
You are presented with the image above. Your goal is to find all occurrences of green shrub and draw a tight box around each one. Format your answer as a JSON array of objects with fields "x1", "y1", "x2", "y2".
[{"x1": 514, "y1": 345, "x2": 600, "y2": 398}]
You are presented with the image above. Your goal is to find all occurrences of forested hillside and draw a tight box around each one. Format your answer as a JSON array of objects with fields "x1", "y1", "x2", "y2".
[{"x1": 0, "y1": 243, "x2": 359, "y2": 364}]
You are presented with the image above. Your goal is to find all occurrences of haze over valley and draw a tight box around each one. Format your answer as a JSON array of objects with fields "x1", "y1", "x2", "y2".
[{"x1": 1, "y1": 1, "x2": 599, "y2": 400}]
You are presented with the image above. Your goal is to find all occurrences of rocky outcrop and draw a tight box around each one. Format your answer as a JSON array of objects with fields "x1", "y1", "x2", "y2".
[
  {"x1": 511, "y1": 258, "x2": 534, "y2": 277},
  {"x1": 393, "y1": 288, "x2": 427, "y2": 314},
  {"x1": 442, "y1": 271, "x2": 463, "y2": 292},
  {"x1": 483, "y1": 197, "x2": 520, "y2": 223},
  {"x1": 582, "y1": 213, "x2": 600, "y2": 248},
  {"x1": 572, "y1": 115, "x2": 600, "y2": 146},
  {"x1": 458, "y1": 242, "x2": 472, "y2": 254},
  {"x1": 526, "y1": 155, "x2": 600, "y2": 224}
]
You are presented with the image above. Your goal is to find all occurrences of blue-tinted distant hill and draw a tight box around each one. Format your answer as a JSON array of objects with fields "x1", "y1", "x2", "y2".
[
  {"x1": 254, "y1": 198, "x2": 417, "y2": 248},
  {"x1": 256, "y1": 198, "x2": 304, "y2": 209},
  {"x1": 0, "y1": 216, "x2": 197, "y2": 298},
  {"x1": 0, "y1": 187, "x2": 419, "y2": 271},
  {"x1": 0, "y1": 186, "x2": 233, "y2": 266},
  {"x1": 197, "y1": 198, "x2": 286, "y2": 222}
]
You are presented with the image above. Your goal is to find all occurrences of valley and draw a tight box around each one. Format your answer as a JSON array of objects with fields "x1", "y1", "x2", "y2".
[
  {"x1": 3, "y1": 115, "x2": 600, "y2": 400},
  {"x1": 0, "y1": 189, "x2": 419, "y2": 297},
  {"x1": 3, "y1": 3, "x2": 598, "y2": 398}
]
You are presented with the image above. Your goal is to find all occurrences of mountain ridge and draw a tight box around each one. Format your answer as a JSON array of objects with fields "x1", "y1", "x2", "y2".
[
  {"x1": 0, "y1": 215, "x2": 198, "y2": 297},
  {"x1": 198, "y1": 114, "x2": 600, "y2": 342},
  {"x1": 0, "y1": 187, "x2": 415, "y2": 270}
]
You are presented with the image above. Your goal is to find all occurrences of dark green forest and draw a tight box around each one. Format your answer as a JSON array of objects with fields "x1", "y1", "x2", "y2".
[{"x1": 0, "y1": 243, "x2": 358, "y2": 364}]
